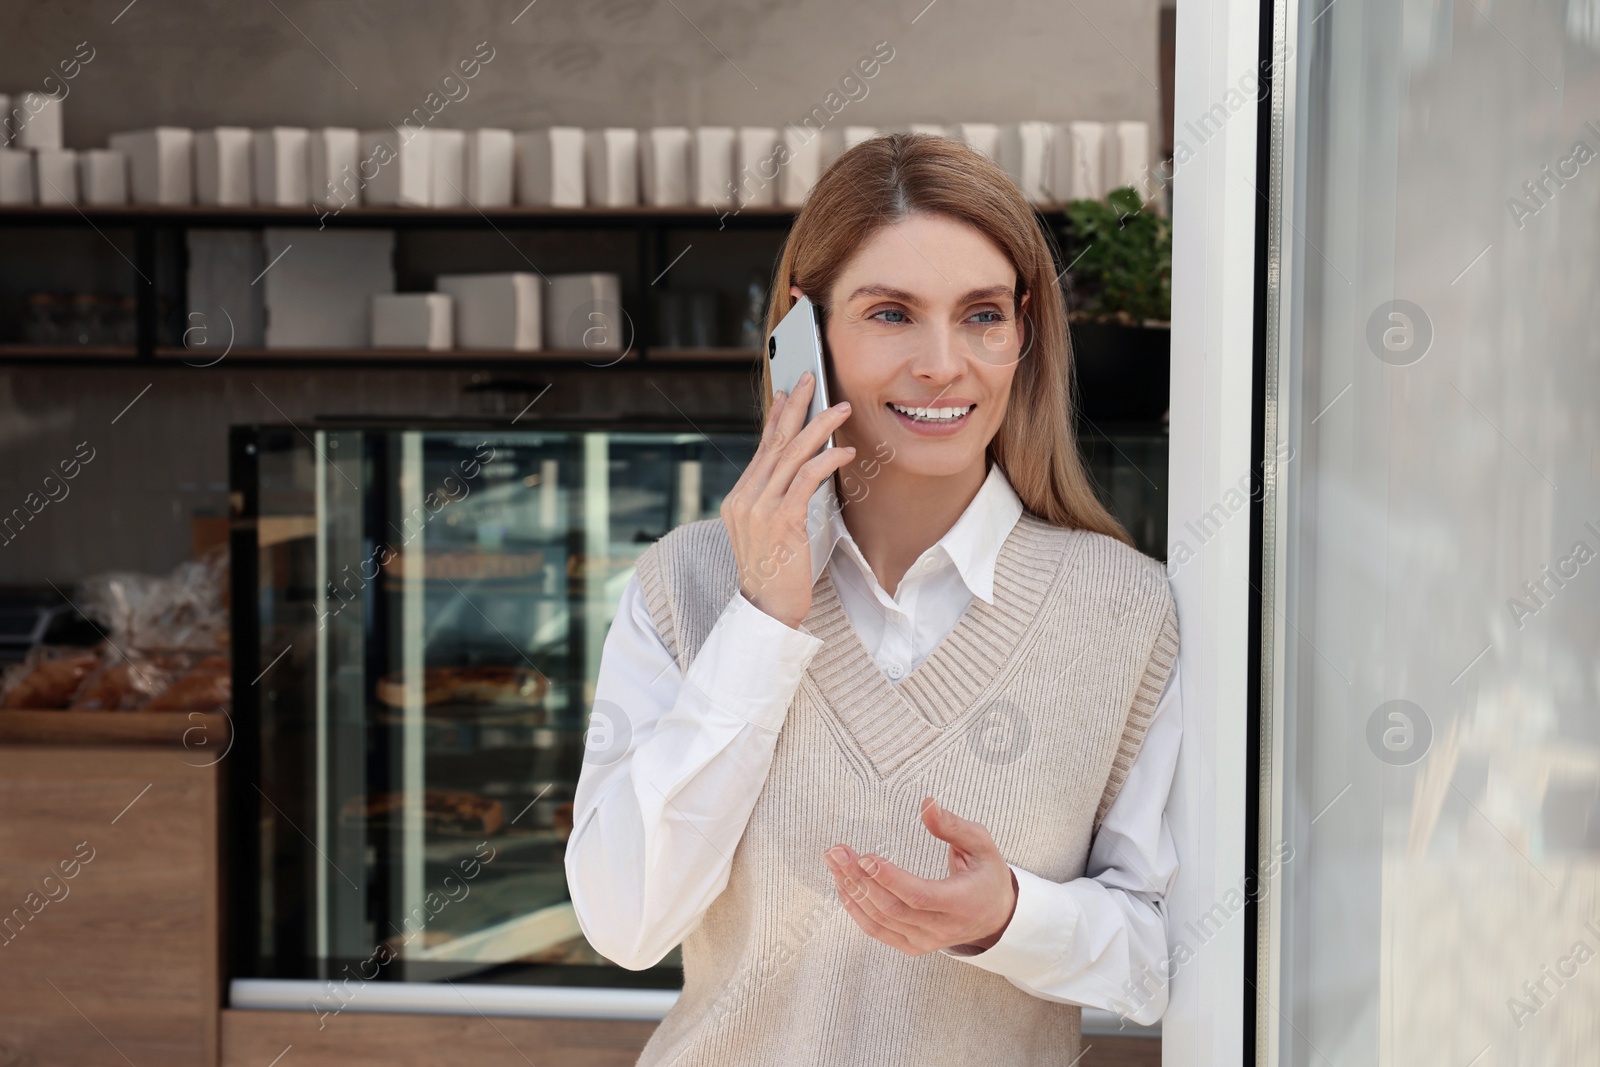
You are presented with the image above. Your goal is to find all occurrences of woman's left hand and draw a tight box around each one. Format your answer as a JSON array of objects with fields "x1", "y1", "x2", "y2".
[{"x1": 822, "y1": 797, "x2": 1018, "y2": 955}]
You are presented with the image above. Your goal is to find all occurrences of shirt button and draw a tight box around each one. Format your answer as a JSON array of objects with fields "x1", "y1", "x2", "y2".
[{"x1": 886, "y1": 662, "x2": 905, "y2": 679}]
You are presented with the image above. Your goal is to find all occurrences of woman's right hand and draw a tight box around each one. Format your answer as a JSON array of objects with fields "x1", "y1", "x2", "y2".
[{"x1": 720, "y1": 370, "x2": 855, "y2": 630}]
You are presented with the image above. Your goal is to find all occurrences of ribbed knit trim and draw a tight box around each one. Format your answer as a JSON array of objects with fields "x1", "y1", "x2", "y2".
[
  {"x1": 1094, "y1": 598, "x2": 1180, "y2": 832},
  {"x1": 800, "y1": 512, "x2": 1083, "y2": 780}
]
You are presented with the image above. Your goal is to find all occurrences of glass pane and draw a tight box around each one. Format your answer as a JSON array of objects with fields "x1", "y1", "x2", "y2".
[
  {"x1": 244, "y1": 426, "x2": 758, "y2": 986},
  {"x1": 1266, "y1": 2, "x2": 1600, "y2": 1064}
]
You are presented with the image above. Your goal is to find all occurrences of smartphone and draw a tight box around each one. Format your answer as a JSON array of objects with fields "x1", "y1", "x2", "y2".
[{"x1": 766, "y1": 293, "x2": 835, "y2": 453}]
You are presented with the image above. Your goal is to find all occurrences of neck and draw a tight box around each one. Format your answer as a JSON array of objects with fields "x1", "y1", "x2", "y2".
[{"x1": 834, "y1": 453, "x2": 990, "y2": 598}]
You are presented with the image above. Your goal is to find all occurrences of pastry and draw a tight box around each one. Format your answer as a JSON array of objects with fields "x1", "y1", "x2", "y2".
[
  {"x1": 2, "y1": 650, "x2": 101, "y2": 709},
  {"x1": 339, "y1": 788, "x2": 505, "y2": 837},
  {"x1": 375, "y1": 666, "x2": 547, "y2": 709},
  {"x1": 145, "y1": 658, "x2": 231, "y2": 711}
]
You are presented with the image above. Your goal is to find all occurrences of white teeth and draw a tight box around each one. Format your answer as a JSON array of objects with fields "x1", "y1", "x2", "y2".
[{"x1": 890, "y1": 403, "x2": 974, "y2": 421}]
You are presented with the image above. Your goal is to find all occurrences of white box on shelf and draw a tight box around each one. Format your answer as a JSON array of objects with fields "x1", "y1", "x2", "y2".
[
  {"x1": 371, "y1": 293, "x2": 453, "y2": 349},
  {"x1": 544, "y1": 273, "x2": 624, "y2": 352},
  {"x1": 252, "y1": 127, "x2": 309, "y2": 206},
  {"x1": 820, "y1": 126, "x2": 880, "y2": 171},
  {"x1": 689, "y1": 127, "x2": 735, "y2": 208},
  {"x1": 999, "y1": 121, "x2": 1052, "y2": 204},
  {"x1": 954, "y1": 123, "x2": 1001, "y2": 162},
  {"x1": 1051, "y1": 121, "x2": 1105, "y2": 203},
  {"x1": 639, "y1": 127, "x2": 690, "y2": 207},
  {"x1": 361, "y1": 128, "x2": 432, "y2": 207},
  {"x1": 308, "y1": 127, "x2": 360, "y2": 209},
  {"x1": 187, "y1": 229, "x2": 266, "y2": 350},
  {"x1": 0, "y1": 149, "x2": 35, "y2": 204},
  {"x1": 261, "y1": 228, "x2": 396, "y2": 348},
  {"x1": 429, "y1": 128, "x2": 466, "y2": 207},
  {"x1": 585, "y1": 128, "x2": 638, "y2": 207},
  {"x1": 779, "y1": 126, "x2": 828, "y2": 208},
  {"x1": 34, "y1": 149, "x2": 79, "y2": 205},
  {"x1": 515, "y1": 127, "x2": 585, "y2": 206},
  {"x1": 735, "y1": 127, "x2": 779, "y2": 207},
  {"x1": 109, "y1": 128, "x2": 194, "y2": 205},
  {"x1": 79, "y1": 149, "x2": 128, "y2": 205},
  {"x1": 13, "y1": 92, "x2": 64, "y2": 151},
  {"x1": 903, "y1": 123, "x2": 950, "y2": 138},
  {"x1": 1105, "y1": 120, "x2": 1151, "y2": 198},
  {"x1": 436, "y1": 273, "x2": 541, "y2": 350},
  {"x1": 196, "y1": 127, "x2": 254, "y2": 206},
  {"x1": 463, "y1": 129, "x2": 513, "y2": 207}
]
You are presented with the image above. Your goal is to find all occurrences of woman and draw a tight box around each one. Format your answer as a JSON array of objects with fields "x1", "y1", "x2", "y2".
[{"x1": 565, "y1": 133, "x2": 1181, "y2": 1066}]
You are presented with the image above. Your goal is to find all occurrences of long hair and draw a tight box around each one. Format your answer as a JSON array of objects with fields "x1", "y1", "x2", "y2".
[{"x1": 761, "y1": 132, "x2": 1133, "y2": 546}]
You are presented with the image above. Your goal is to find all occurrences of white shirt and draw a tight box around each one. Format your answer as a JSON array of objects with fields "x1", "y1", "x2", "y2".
[{"x1": 565, "y1": 462, "x2": 1183, "y2": 1026}]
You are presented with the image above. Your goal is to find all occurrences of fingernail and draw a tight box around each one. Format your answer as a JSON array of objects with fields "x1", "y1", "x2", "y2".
[
  {"x1": 834, "y1": 401, "x2": 850, "y2": 411},
  {"x1": 859, "y1": 856, "x2": 879, "y2": 876}
]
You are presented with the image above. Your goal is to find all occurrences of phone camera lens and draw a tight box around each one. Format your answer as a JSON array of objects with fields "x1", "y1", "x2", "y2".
[{"x1": 767, "y1": 336, "x2": 777, "y2": 360}]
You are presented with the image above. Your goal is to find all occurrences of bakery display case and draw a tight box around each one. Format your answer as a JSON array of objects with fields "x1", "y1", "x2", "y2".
[{"x1": 228, "y1": 419, "x2": 759, "y2": 995}]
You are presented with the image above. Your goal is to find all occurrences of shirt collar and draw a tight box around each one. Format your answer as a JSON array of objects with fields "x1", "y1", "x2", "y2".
[{"x1": 806, "y1": 461, "x2": 1025, "y2": 605}]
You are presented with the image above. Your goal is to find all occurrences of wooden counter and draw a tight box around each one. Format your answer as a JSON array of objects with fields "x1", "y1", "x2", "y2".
[{"x1": 0, "y1": 711, "x2": 224, "y2": 1066}]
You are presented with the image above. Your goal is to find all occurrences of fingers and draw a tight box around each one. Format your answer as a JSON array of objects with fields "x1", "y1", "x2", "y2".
[
  {"x1": 823, "y1": 849, "x2": 938, "y2": 936},
  {"x1": 754, "y1": 372, "x2": 849, "y2": 497}
]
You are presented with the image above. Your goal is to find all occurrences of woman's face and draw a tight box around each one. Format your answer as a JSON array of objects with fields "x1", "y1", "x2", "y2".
[{"x1": 795, "y1": 212, "x2": 1027, "y2": 480}]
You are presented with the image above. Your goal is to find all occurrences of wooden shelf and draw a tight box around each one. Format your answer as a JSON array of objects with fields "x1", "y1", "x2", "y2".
[
  {"x1": 0, "y1": 708, "x2": 230, "y2": 747},
  {"x1": 0, "y1": 344, "x2": 138, "y2": 359},
  {"x1": 154, "y1": 345, "x2": 641, "y2": 363}
]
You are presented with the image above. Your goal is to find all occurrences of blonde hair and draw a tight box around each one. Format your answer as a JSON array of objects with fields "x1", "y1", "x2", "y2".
[{"x1": 761, "y1": 132, "x2": 1134, "y2": 546}]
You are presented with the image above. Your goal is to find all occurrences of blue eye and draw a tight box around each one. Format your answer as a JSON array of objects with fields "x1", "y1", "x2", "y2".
[
  {"x1": 970, "y1": 310, "x2": 1005, "y2": 324},
  {"x1": 870, "y1": 308, "x2": 908, "y2": 324}
]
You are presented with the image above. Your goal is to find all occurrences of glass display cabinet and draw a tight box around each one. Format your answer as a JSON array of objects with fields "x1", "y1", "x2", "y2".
[
  {"x1": 225, "y1": 415, "x2": 1168, "y2": 1007},
  {"x1": 228, "y1": 419, "x2": 759, "y2": 996}
]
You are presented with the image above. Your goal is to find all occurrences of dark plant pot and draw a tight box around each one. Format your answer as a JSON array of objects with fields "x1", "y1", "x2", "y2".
[{"x1": 1067, "y1": 321, "x2": 1171, "y2": 423}]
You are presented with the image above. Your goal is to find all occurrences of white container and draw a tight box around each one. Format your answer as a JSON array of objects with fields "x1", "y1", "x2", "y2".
[
  {"x1": 463, "y1": 130, "x2": 514, "y2": 207},
  {"x1": 14, "y1": 91, "x2": 64, "y2": 151},
  {"x1": 0, "y1": 149, "x2": 35, "y2": 204},
  {"x1": 778, "y1": 126, "x2": 826, "y2": 208},
  {"x1": 436, "y1": 273, "x2": 541, "y2": 350},
  {"x1": 187, "y1": 230, "x2": 266, "y2": 349},
  {"x1": 261, "y1": 228, "x2": 396, "y2": 348},
  {"x1": 954, "y1": 123, "x2": 1001, "y2": 162},
  {"x1": 544, "y1": 273, "x2": 624, "y2": 352},
  {"x1": 361, "y1": 129, "x2": 431, "y2": 207},
  {"x1": 109, "y1": 128, "x2": 194, "y2": 205},
  {"x1": 689, "y1": 127, "x2": 735, "y2": 208},
  {"x1": 822, "y1": 126, "x2": 880, "y2": 170},
  {"x1": 1051, "y1": 121, "x2": 1105, "y2": 203},
  {"x1": 34, "y1": 149, "x2": 79, "y2": 205},
  {"x1": 515, "y1": 127, "x2": 585, "y2": 206},
  {"x1": 371, "y1": 293, "x2": 453, "y2": 349},
  {"x1": 904, "y1": 123, "x2": 950, "y2": 138},
  {"x1": 734, "y1": 127, "x2": 779, "y2": 207},
  {"x1": 195, "y1": 127, "x2": 254, "y2": 206},
  {"x1": 252, "y1": 128, "x2": 309, "y2": 207},
  {"x1": 585, "y1": 128, "x2": 638, "y2": 207},
  {"x1": 639, "y1": 127, "x2": 690, "y2": 207},
  {"x1": 79, "y1": 149, "x2": 128, "y2": 205},
  {"x1": 999, "y1": 121, "x2": 1052, "y2": 204},
  {"x1": 307, "y1": 128, "x2": 360, "y2": 209},
  {"x1": 1105, "y1": 120, "x2": 1151, "y2": 198},
  {"x1": 429, "y1": 128, "x2": 466, "y2": 207}
]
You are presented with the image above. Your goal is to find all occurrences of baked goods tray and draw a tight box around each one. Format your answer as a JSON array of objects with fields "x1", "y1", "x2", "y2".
[{"x1": 0, "y1": 708, "x2": 231, "y2": 747}]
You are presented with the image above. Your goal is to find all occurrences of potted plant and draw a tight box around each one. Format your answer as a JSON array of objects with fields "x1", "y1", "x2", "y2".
[{"x1": 1059, "y1": 186, "x2": 1172, "y2": 423}]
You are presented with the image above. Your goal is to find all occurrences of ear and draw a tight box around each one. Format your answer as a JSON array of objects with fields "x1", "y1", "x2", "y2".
[{"x1": 790, "y1": 285, "x2": 805, "y2": 301}]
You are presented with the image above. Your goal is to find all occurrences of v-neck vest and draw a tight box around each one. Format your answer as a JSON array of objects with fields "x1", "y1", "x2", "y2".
[{"x1": 630, "y1": 510, "x2": 1179, "y2": 1067}]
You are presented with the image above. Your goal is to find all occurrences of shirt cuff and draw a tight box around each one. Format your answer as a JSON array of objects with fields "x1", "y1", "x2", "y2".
[
  {"x1": 679, "y1": 591, "x2": 825, "y2": 733},
  {"x1": 938, "y1": 865, "x2": 1072, "y2": 978}
]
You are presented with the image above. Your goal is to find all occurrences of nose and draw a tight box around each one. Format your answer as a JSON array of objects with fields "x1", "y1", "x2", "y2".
[{"x1": 908, "y1": 321, "x2": 965, "y2": 382}]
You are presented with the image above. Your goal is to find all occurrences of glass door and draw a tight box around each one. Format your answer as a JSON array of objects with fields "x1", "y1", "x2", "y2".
[{"x1": 1258, "y1": 1, "x2": 1600, "y2": 1064}]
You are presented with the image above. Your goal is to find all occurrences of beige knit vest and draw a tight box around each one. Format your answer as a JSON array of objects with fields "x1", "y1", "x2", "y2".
[{"x1": 629, "y1": 510, "x2": 1179, "y2": 1067}]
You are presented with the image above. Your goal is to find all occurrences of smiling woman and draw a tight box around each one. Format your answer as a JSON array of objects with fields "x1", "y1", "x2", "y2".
[{"x1": 565, "y1": 132, "x2": 1182, "y2": 1067}]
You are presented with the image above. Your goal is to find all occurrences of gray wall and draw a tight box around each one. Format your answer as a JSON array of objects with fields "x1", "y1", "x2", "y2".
[
  {"x1": 9, "y1": 0, "x2": 1163, "y2": 145},
  {"x1": 0, "y1": 0, "x2": 1164, "y2": 585}
]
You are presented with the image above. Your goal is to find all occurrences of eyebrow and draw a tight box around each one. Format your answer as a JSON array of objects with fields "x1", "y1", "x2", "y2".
[{"x1": 844, "y1": 283, "x2": 1015, "y2": 307}]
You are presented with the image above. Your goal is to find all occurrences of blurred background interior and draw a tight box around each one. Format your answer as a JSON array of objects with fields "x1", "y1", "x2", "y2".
[{"x1": 0, "y1": 3, "x2": 1176, "y2": 1066}]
